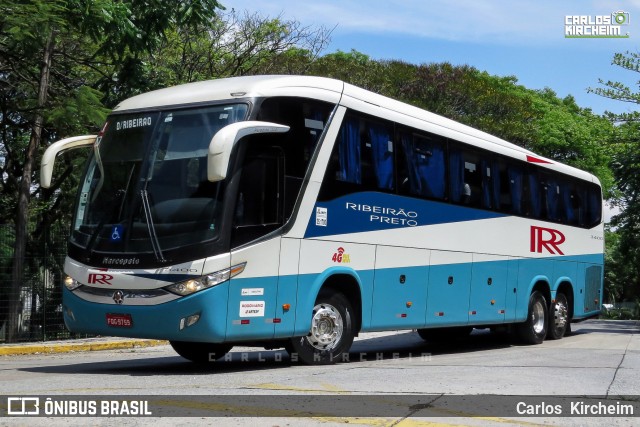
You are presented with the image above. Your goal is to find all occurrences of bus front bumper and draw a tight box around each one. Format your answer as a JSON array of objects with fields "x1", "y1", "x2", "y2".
[{"x1": 61, "y1": 283, "x2": 230, "y2": 342}]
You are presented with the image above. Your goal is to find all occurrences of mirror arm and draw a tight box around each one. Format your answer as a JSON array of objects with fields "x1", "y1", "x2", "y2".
[
  {"x1": 40, "y1": 135, "x2": 96, "y2": 188},
  {"x1": 208, "y1": 121, "x2": 289, "y2": 182}
]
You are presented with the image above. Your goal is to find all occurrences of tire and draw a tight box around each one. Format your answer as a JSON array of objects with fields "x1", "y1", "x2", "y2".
[
  {"x1": 287, "y1": 291, "x2": 355, "y2": 365},
  {"x1": 565, "y1": 321, "x2": 572, "y2": 336},
  {"x1": 547, "y1": 292, "x2": 570, "y2": 340},
  {"x1": 417, "y1": 326, "x2": 472, "y2": 342},
  {"x1": 170, "y1": 341, "x2": 233, "y2": 363},
  {"x1": 516, "y1": 291, "x2": 548, "y2": 344}
]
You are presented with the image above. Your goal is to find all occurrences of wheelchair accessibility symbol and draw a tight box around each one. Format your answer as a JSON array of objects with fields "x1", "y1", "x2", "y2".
[{"x1": 111, "y1": 225, "x2": 123, "y2": 242}]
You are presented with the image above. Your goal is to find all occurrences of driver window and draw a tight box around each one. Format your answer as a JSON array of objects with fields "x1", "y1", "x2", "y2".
[{"x1": 232, "y1": 145, "x2": 285, "y2": 247}]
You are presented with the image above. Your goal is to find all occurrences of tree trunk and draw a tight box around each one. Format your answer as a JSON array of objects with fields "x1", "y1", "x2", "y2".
[{"x1": 7, "y1": 31, "x2": 55, "y2": 343}]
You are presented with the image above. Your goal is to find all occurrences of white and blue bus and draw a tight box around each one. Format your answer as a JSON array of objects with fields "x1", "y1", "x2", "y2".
[{"x1": 41, "y1": 75, "x2": 604, "y2": 364}]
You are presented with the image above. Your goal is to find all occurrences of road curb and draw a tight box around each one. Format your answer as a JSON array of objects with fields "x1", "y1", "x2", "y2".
[{"x1": 0, "y1": 339, "x2": 168, "y2": 356}]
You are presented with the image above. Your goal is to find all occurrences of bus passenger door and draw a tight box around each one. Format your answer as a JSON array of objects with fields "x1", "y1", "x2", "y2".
[
  {"x1": 370, "y1": 246, "x2": 429, "y2": 329},
  {"x1": 468, "y1": 254, "x2": 508, "y2": 324},
  {"x1": 426, "y1": 250, "x2": 472, "y2": 326}
]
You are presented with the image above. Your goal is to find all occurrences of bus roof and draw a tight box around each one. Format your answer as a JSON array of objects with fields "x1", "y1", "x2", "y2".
[
  {"x1": 113, "y1": 75, "x2": 344, "y2": 111},
  {"x1": 113, "y1": 75, "x2": 600, "y2": 186}
]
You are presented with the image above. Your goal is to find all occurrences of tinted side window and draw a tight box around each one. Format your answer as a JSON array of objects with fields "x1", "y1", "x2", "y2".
[
  {"x1": 257, "y1": 97, "x2": 333, "y2": 178},
  {"x1": 497, "y1": 161, "x2": 523, "y2": 215},
  {"x1": 398, "y1": 131, "x2": 446, "y2": 200},
  {"x1": 319, "y1": 113, "x2": 394, "y2": 200},
  {"x1": 449, "y1": 146, "x2": 495, "y2": 209},
  {"x1": 586, "y1": 184, "x2": 602, "y2": 227},
  {"x1": 257, "y1": 97, "x2": 333, "y2": 219}
]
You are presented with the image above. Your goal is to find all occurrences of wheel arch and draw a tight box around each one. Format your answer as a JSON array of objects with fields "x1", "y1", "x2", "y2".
[
  {"x1": 294, "y1": 267, "x2": 363, "y2": 336},
  {"x1": 530, "y1": 277, "x2": 551, "y2": 308},
  {"x1": 319, "y1": 273, "x2": 362, "y2": 335},
  {"x1": 554, "y1": 279, "x2": 575, "y2": 320}
]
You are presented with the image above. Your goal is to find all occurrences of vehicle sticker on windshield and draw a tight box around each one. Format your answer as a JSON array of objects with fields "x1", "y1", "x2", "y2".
[
  {"x1": 116, "y1": 117, "x2": 152, "y2": 131},
  {"x1": 110, "y1": 225, "x2": 123, "y2": 242}
]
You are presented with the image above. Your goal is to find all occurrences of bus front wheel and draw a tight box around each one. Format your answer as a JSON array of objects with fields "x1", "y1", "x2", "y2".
[
  {"x1": 516, "y1": 291, "x2": 548, "y2": 344},
  {"x1": 287, "y1": 291, "x2": 355, "y2": 365},
  {"x1": 547, "y1": 292, "x2": 570, "y2": 340},
  {"x1": 170, "y1": 341, "x2": 233, "y2": 363}
]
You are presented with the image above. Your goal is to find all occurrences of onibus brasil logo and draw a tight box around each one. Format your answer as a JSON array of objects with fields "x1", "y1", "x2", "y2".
[{"x1": 565, "y1": 11, "x2": 630, "y2": 38}]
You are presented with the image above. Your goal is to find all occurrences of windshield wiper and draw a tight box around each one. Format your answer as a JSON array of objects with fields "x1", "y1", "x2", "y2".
[{"x1": 140, "y1": 189, "x2": 166, "y2": 263}]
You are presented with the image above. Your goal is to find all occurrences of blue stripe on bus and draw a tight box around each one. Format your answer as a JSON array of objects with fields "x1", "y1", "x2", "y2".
[
  {"x1": 62, "y1": 253, "x2": 603, "y2": 343},
  {"x1": 305, "y1": 192, "x2": 505, "y2": 238}
]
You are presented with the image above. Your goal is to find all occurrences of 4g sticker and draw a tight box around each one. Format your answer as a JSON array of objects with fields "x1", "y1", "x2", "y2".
[{"x1": 332, "y1": 247, "x2": 351, "y2": 263}]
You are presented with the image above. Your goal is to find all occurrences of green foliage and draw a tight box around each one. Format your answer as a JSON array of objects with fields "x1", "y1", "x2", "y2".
[
  {"x1": 590, "y1": 52, "x2": 640, "y2": 301},
  {"x1": 0, "y1": 0, "x2": 224, "y2": 341},
  {"x1": 530, "y1": 91, "x2": 614, "y2": 193},
  {"x1": 604, "y1": 225, "x2": 623, "y2": 302},
  {"x1": 394, "y1": 63, "x2": 539, "y2": 148},
  {"x1": 605, "y1": 124, "x2": 640, "y2": 300},
  {"x1": 307, "y1": 50, "x2": 392, "y2": 93},
  {"x1": 600, "y1": 300, "x2": 640, "y2": 320},
  {"x1": 590, "y1": 51, "x2": 640, "y2": 112},
  {"x1": 141, "y1": 10, "x2": 331, "y2": 88}
]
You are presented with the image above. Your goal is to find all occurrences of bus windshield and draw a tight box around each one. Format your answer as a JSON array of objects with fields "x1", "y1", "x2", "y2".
[{"x1": 71, "y1": 103, "x2": 248, "y2": 261}]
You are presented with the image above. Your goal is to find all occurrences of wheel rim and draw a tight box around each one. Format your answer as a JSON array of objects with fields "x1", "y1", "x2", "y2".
[
  {"x1": 305, "y1": 302, "x2": 343, "y2": 351},
  {"x1": 553, "y1": 297, "x2": 568, "y2": 331},
  {"x1": 532, "y1": 299, "x2": 546, "y2": 334}
]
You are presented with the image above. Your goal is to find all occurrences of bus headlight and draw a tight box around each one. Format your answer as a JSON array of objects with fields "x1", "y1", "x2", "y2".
[
  {"x1": 164, "y1": 262, "x2": 246, "y2": 296},
  {"x1": 64, "y1": 276, "x2": 82, "y2": 291}
]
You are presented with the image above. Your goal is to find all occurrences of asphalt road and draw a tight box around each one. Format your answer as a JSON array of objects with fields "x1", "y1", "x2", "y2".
[{"x1": 0, "y1": 319, "x2": 638, "y2": 426}]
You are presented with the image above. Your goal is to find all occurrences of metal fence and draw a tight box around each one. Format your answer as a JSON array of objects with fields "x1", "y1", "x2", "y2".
[{"x1": 0, "y1": 224, "x2": 92, "y2": 343}]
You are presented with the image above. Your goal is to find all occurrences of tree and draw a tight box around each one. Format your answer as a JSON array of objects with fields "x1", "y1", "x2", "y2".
[
  {"x1": 142, "y1": 10, "x2": 332, "y2": 87},
  {"x1": 394, "y1": 63, "x2": 539, "y2": 149},
  {"x1": 589, "y1": 51, "x2": 640, "y2": 302},
  {"x1": 605, "y1": 122, "x2": 640, "y2": 301},
  {"x1": 0, "y1": 0, "x2": 222, "y2": 342},
  {"x1": 590, "y1": 51, "x2": 640, "y2": 123},
  {"x1": 308, "y1": 49, "x2": 389, "y2": 92},
  {"x1": 530, "y1": 90, "x2": 614, "y2": 193}
]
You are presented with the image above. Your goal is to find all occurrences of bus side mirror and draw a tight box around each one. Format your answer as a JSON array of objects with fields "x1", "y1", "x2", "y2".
[
  {"x1": 40, "y1": 135, "x2": 97, "y2": 188},
  {"x1": 208, "y1": 121, "x2": 289, "y2": 182}
]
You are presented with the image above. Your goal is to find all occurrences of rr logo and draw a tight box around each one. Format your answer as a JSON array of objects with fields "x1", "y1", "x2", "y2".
[
  {"x1": 88, "y1": 273, "x2": 114, "y2": 285},
  {"x1": 530, "y1": 226, "x2": 565, "y2": 255}
]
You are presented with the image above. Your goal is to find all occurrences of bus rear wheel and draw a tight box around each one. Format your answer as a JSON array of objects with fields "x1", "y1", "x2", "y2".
[
  {"x1": 170, "y1": 341, "x2": 233, "y2": 363},
  {"x1": 516, "y1": 291, "x2": 548, "y2": 344},
  {"x1": 287, "y1": 291, "x2": 355, "y2": 365},
  {"x1": 547, "y1": 292, "x2": 569, "y2": 340}
]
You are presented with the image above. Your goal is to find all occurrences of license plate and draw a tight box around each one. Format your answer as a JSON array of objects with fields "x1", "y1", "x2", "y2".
[{"x1": 106, "y1": 313, "x2": 133, "y2": 328}]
